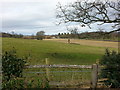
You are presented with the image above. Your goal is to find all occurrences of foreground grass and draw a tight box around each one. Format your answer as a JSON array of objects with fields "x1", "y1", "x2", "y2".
[{"x1": 2, "y1": 38, "x2": 117, "y2": 65}]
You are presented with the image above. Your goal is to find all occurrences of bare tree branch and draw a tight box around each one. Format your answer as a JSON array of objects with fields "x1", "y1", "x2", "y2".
[{"x1": 56, "y1": 0, "x2": 120, "y2": 33}]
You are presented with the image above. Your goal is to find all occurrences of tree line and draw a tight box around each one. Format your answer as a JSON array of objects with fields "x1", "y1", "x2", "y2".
[
  {"x1": 1, "y1": 30, "x2": 119, "y2": 41},
  {"x1": 0, "y1": 32, "x2": 23, "y2": 38},
  {"x1": 0, "y1": 31, "x2": 45, "y2": 40},
  {"x1": 58, "y1": 31, "x2": 118, "y2": 41}
]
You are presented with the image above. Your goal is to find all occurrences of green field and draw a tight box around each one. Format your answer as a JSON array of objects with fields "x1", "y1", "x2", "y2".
[
  {"x1": 2, "y1": 38, "x2": 117, "y2": 65},
  {"x1": 2, "y1": 37, "x2": 118, "y2": 88}
]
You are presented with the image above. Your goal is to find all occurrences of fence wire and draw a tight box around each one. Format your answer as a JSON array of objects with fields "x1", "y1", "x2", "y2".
[{"x1": 23, "y1": 67, "x2": 92, "y2": 88}]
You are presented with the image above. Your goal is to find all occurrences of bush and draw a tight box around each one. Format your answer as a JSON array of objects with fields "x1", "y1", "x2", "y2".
[
  {"x1": 99, "y1": 49, "x2": 120, "y2": 88},
  {"x1": 2, "y1": 49, "x2": 26, "y2": 81},
  {"x1": 2, "y1": 78, "x2": 25, "y2": 89},
  {"x1": 2, "y1": 49, "x2": 50, "y2": 89}
]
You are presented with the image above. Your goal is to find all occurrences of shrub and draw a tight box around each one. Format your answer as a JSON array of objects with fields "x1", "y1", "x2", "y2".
[
  {"x1": 2, "y1": 49, "x2": 50, "y2": 89},
  {"x1": 2, "y1": 49, "x2": 26, "y2": 81},
  {"x1": 2, "y1": 77, "x2": 50, "y2": 89},
  {"x1": 2, "y1": 78, "x2": 25, "y2": 89},
  {"x1": 99, "y1": 49, "x2": 120, "y2": 88}
]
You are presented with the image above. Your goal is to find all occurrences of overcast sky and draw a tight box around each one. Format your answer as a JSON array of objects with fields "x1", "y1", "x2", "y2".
[{"x1": 1, "y1": 0, "x2": 115, "y2": 35}]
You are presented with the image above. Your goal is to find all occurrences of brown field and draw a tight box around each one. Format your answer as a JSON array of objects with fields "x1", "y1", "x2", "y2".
[{"x1": 45, "y1": 39, "x2": 118, "y2": 49}]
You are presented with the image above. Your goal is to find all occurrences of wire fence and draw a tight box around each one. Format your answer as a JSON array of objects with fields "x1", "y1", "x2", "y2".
[
  {"x1": 23, "y1": 59, "x2": 96, "y2": 88},
  {"x1": 23, "y1": 68, "x2": 92, "y2": 88}
]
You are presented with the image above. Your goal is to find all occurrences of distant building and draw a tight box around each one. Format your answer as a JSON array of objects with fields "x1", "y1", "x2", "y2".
[{"x1": 51, "y1": 36, "x2": 56, "y2": 39}]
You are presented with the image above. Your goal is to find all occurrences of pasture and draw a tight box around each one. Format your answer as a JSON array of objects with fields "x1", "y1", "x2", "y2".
[
  {"x1": 45, "y1": 39, "x2": 118, "y2": 49},
  {"x1": 2, "y1": 38, "x2": 118, "y2": 88},
  {"x1": 2, "y1": 38, "x2": 118, "y2": 65}
]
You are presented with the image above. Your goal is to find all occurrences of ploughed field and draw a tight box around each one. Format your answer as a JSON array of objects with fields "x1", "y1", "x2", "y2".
[{"x1": 2, "y1": 38, "x2": 118, "y2": 65}]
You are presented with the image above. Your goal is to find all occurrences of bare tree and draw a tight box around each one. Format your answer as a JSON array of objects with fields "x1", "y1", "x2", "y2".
[
  {"x1": 67, "y1": 27, "x2": 80, "y2": 38},
  {"x1": 68, "y1": 27, "x2": 79, "y2": 35},
  {"x1": 56, "y1": 0, "x2": 120, "y2": 33},
  {"x1": 66, "y1": 27, "x2": 80, "y2": 43}
]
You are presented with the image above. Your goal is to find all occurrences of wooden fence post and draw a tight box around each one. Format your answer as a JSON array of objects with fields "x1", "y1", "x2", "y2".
[
  {"x1": 91, "y1": 64, "x2": 98, "y2": 89},
  {"x1": 45, "y1": 58, "x2": 50, "y2": 81}
]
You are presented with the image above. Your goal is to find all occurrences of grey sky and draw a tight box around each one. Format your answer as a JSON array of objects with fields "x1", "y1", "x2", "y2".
[{"x1": 1, "y1": 0, "x2": 115, "y2": 35}]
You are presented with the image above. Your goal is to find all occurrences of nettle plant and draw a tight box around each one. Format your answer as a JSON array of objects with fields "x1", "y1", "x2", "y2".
[{"x1": 2, "y1": 49, "x2": 26, "y2": 81}]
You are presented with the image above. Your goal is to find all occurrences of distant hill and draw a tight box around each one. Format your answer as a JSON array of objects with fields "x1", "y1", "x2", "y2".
[{"x1": 0, "y1": 32, "x2": 23, "y2": 38}]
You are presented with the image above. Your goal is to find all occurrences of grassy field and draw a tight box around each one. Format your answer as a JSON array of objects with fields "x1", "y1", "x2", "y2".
[
  {"x1": 45, "y1": 39, "x2": 118, "y2": 48},
  {"x1": 2, "y1": 37, "x2": 118, "y2": 88},
  {"x1": 2, "y1": 38, "x2": 118, "y2": 65}
]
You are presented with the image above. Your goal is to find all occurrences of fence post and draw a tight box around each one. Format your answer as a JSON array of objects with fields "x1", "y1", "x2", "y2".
[
  {"x1": 91, "y1": 64, "x2": 98, "y2": 89},
  {"x1": 45, "y1": 58, "x2": 50, "y2": 81}
]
